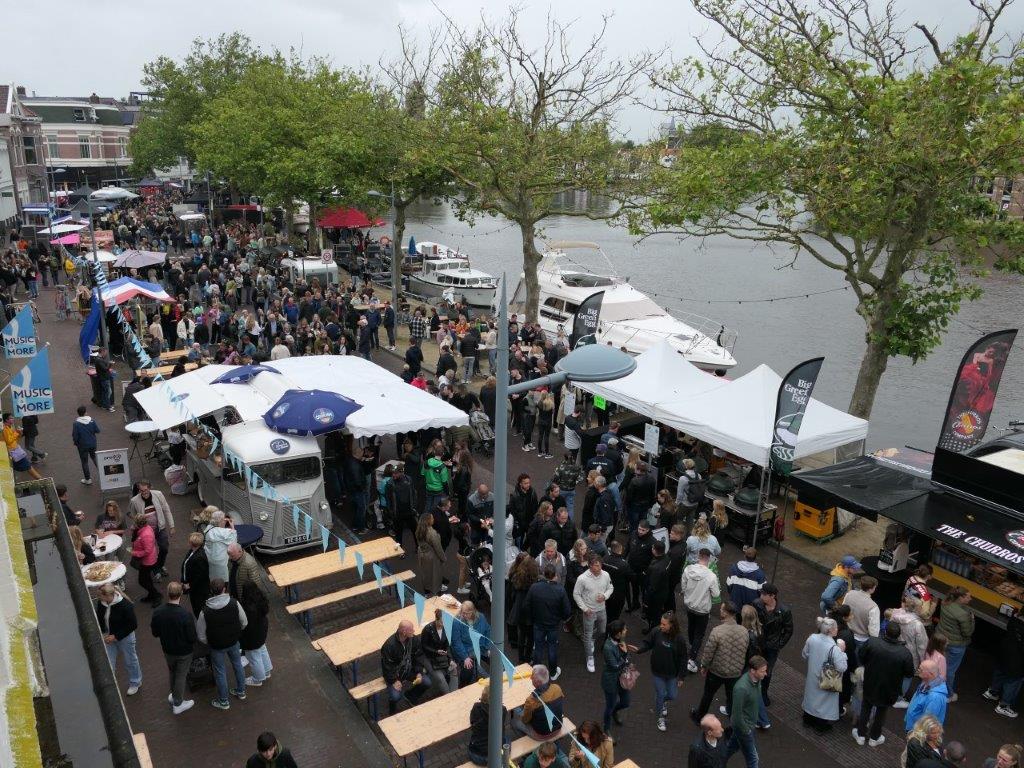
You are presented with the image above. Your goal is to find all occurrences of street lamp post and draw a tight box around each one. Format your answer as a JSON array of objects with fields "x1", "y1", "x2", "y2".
[
  {"x1": 486, "y1": 279, "x2": 635, "y2": 768},
  {"x1": 86, "y1": 193, "x2": 108, "y2": 347},
  {"x1": 368, "y1": 185, "x2": 400, "y2": 311}
]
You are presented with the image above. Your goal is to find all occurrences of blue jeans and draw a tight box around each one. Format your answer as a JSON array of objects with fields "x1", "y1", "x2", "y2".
[
  {"x1": 725, "y1": 729, "x2": 758, "y2": 768},
  {"x1": 602, "y1": 685, "x2": 630, "y2": 731},
  {"x1": 627, "y1": 503, "x2": 646, "y2": 533},
  {"x1": 488, "y1": 349, "x2": 497, "y2": 374},
  {"x1": 463, "y1": 357, "x2": 475, "y2": 382},
  {"x1": 106, "y1": 632, "x2": 142, "y2": 687},
  {"x1": 652, "y1": 675, "x2": 678, "y2": 714},
  {"x1": 608, "y1": 482, "x2": 622, "y2": 512},
  {"x1": 247, "y1": 644, "x2": 273, "y2": 682},
  {"x1": 100, "y1": 379, "x2": 113, "y2": 409},
  {"x1": 425, "y1": 492, "x2": 445, "y2": 519},
  {"x1": 946, "y1": 644, "x2": 967, "y2": 694},
  {"x1": 757, "y1": 690, "x2": 770, "y2": 727},
  {"x1": 533, "y1": 626, "x2": 560, "y2": 674},
  {"x1": 350, "y1": 490, "x2": 368, "y2": 531},
  {"x1": 988, "y1": 668, "x2": 1022, "y2": 707},
  {"x1": 562, "y1": 490, "x2": 576, "y2": 520},
  {"x1": 210, "y1": 642, "x2": 246, "y2": 703}
]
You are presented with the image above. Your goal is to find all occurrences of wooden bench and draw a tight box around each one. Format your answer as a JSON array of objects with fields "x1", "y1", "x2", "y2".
[
  {"x1": 267, "y1": 537, "x2": 404, "y2": 602},
  {"x1": 133, "y1": 733, "x2": 153, "y2": 768},
  {"x1": 453, "y1": 719, "x2": 577, "y2": 768},
  {"x1": 349, "y1": 675, "x2": 389, "y2": 720},
  {"x1": 137, "y1": 362, "x2": 198, "y2": 378},
  {"x1": 285, "y1": 569, "x2": 415, "y2": 634},
  {"x1": 158, "y1": 348, "x2": 189, "y2": 362},
  {"x1": 613, "y1": 761, "x2": 641, "y2": 768}
]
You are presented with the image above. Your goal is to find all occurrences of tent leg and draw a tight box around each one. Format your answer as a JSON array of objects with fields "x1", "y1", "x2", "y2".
[
  {"x1": 752, "y1": 466, "x2": 770, "y2": 548},
  {"x1": 771, "y1": 480, "x2": 792, "y2": 583}
]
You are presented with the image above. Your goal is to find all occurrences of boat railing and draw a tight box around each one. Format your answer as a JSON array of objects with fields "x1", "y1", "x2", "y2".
[{"x1": 606, "y1": 312, "x2": 739, "y2": 356}]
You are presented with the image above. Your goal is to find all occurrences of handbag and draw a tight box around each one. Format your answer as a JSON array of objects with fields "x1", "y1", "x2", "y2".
[
  {"x1": 618, "y1": 661, "x2": 640, "y2": 690},
  {"x1": 818, "y1": 646, "x2": 843, "y2": 692},
  {"x1": 129, "y1": 556, "x2": 142, "y2": 571},
  {"x1": 9, "y1": 445, "x2": 27, "y2": 462}
]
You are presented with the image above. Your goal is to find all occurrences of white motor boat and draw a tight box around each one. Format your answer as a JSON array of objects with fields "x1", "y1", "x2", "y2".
[
  {"x1": 407, "y1": 241, "x2": 498, "y2": 308},
  {"x1": 509, "y1": 241, "x2": 738, "y2": 372}
]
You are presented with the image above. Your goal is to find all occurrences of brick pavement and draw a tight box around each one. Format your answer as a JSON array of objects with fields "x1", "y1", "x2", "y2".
[{"x1": 22, "y1": 284, "x2": 1016, "y2": 768}]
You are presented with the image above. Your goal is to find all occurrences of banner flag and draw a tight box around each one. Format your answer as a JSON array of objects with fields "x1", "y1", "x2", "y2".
[
  {"x1": 11, "y1": 348, "x2": 55, "y2": 417},
  {"x1": 338, "y1": 540, "x2": 346, "y2": 563},
  {"x1": 3, "y1": 304, "x2": 36, "y2": 358},
  {"x1": 321, "y1": 525, "x2": 330, "y2": 552},
  {"x1": 292, "y1": 505, "x2": 300, "y2": 530},
  {"x1": 79, "y1": 291, "x2": 101, "y2": 362},
  {"x1": 568, "y1": 291, "x2": 604, "y2": 350},
  {"x1": 501, "y1": 652, "x2": 516, "y2": 690},
  {"x1": 769, "y1": 357, "x2": 825, "y2": 476},
  {"x1": 303, "y1": 514, "x2": 312, "y2": 539},
  {"x1": 937, "y1": 330, "x2": 1017, "y2": 452}
]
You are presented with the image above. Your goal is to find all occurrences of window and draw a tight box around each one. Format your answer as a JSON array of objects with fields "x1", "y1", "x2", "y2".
[
  {"x1": 46, "y1": 135, "x2": 59, "y2": 159},
  {"x1": 118, "y1": 136, "x2": 128, "y2": 158},
  {"x1": 22, "y1": 136, "x2": 37, "y2": 165},
  {"x1": 544, "y1": 297, "x2": 566, "y2": 311},
  {"x1": 78, "y1": 136, "x2": 91, "y2": 159},
  {"x1": 73, "y1": 108, "x2": 86, "y2": 122},
  {"x1": 438, "y1": 275, "x2": 452, "y2": 284},
  {"x1": 1004, "y1": 178, "x2": 1014, "y2": 196},
  {"x1": 253, "y1": 457, "x2": 321, "y2": 486}
]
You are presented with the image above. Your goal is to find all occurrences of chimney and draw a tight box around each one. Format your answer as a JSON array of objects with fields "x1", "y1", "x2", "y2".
[{"x1": 16, "y1": 86, "x2": 26, "y2": 96}]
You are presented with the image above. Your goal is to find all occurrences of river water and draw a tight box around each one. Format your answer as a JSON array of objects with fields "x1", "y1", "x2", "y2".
[{"x1": 401, "y1": 198, "x2": 1024, "y2": 451}]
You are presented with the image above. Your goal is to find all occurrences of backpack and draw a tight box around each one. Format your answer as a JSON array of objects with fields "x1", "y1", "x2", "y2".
[{"x1": 685, "y1": 471, "x2": 708, "y2": 505}]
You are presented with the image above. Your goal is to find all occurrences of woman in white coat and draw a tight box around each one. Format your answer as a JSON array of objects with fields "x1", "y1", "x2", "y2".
[
  {"x1": 202, "y1": 507, "x2": 237, "y2": 582},
  {"x1": 801, "y1": 616, "x2": 849, "y2": 732}
]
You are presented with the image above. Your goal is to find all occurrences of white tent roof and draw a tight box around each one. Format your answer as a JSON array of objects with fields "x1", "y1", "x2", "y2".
[
  {"x1": 574, "y1": 340, "x2": 729, "y2": 418},
  {"x1": 655, "y1": 364, "x2": 868, "y2": 466},
  {"x1": 134, "y1": 356, "x2": 469, "y2": 437}
]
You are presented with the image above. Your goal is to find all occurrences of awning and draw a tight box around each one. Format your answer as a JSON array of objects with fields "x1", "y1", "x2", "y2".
[
  {"x1": 100, "y1": 277, "x2": 173, "y2": 307},
  {"x1": 112, "y1": 250, "x2": 167, "y2": 269},
  {"x1": 317, "y1": 207, "x2": 385, "y2": 229}
]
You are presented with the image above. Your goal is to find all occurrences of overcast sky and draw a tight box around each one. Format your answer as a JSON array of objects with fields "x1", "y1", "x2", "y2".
[{"x1": 8, "y1": 0, "x2": 1023, "y2": 138}]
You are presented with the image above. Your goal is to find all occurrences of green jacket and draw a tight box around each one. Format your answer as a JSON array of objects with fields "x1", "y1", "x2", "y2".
[
  {"x1": 730, "y1": 671, "x2": 761, "y2": 735},
  {"x1": 937, "y1": 601, "x2": 974, "y2": 646},
  {"x1": 422, "y1": 456, "x2": 450, "y2": 493},
  {"x1": 524, "y1": 751, "x2": 569, "y2": 768}
]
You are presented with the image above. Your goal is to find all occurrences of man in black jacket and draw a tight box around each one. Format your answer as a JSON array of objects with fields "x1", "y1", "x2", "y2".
[
  {"x1": 181, "y1": 532, "x2": 210, "y2": 618},
  {"x1": 666, "y1": 524, "x2": 688, "y2": 594},
  {"x1": 627, "y1": 521, "x2": 656, "y2": 612},
  {"x1": 624, "y1": 462, "x2": 657, "y2": 533},
  {"x1": 525, "y1": 565, "x2": 572, "y2": 679},
  {"x1": 381, "y1": 620, "x2": 432, "y2": 714},
  {"x1": 540, "y1": 507, "x2": 575, "y2": 558},
  {"x1": 95, "y1": 583, "x2": 142, "y2": 696},
  {"x1": 405, "y1": 339, "x2": 424, "y2": 376},
  {"x1": 602, "y1": 541, "x2": 634, "y2": 622},
  {"x1": 751, "y1": 583, "x2": 794, "y2": 707},
  {"x1": 151, "y1": 581, "x2": 198, "y2": 714},
  {"x1": 853, "y1": 622, "x2": 914, "y2": 746},
  {"x1": 688, "y1": 714, "x2": 728, "y2": 768},
  {"x1": 644, "y1": 541, "x2": 673, "y2": 631},
  {"x1": 386, "y1": 465, "x2": 418, "y2": 549}
]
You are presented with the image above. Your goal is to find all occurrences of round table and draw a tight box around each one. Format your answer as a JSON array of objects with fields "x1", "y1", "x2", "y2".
[
  {"x1": 90, "y1": 533, "x2": 122, "y2": 560},
  {"x1": 125, "y1": 420, "x2": 160, "y2": 473},
  {"x1": 235, "y1": 524, "x2": 264, "y2": 549},
  {"x1": 124, "y1": 420, "x2": 158, "y2": 435},
  {"x1": 82, "y1": 561, "x2": 127, "y2": 588}
]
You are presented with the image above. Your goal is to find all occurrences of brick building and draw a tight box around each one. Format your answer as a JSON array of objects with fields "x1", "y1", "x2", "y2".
[
  {"x1": 977, "y1": 175, "x2": 1024, "y2": 220},
  {"x1": 0, "y1": 84, "x2": 47, "y2": 226}
]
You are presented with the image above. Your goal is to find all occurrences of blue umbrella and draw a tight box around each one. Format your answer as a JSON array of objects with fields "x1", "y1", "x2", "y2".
[
  {"x1": 408, "y1": 235, "x2": 417, "y2": 256},
  {"x1": 263, "y1": 389, "x2": 363, "y2": 436},
  {"x1": 211, "y1": 364, "x2": 281, "y2": 385}
]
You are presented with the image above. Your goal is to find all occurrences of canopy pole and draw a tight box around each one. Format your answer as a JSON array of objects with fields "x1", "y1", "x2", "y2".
[{"x1": 771, "y1": 479, "x2": 792, "y2": 583}]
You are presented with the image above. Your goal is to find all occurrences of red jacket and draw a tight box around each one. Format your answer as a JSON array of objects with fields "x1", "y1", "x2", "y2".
[{"x1": 131, "y1": 524, "x2": 158, "y2": 566}]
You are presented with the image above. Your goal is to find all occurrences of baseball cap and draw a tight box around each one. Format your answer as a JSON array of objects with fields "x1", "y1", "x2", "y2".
[{"x1": 841, "y1": 555, "x2": 862, "y2": 570}]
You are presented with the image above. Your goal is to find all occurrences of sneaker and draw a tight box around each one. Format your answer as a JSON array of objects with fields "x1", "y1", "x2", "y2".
[
  {"x1": 127, "y1": 683, "x2": 141, "y2": 696},
  {"x1": 230, "y1": 689, "x2": 247, "y2": 700},
  {"x1": 983, "y1": 689, "x2": 1000, "y2": 701},
  {"x1": 996, "y1": 704, "x2": 1019, "y2": 718},
  {"x1": 947, "y1": 693, "x2": 958, "y2": 703},
  {"x1": 719, "y1": 706, "x2": 729, "y2": 717},
  {"x1": 211, "y1": 699, "x2": 230, "y2": 710},
  {"x1": 657, "y1": 717, "x2": 666, "y2": 732},
  {"x1": 522, "y1": 445, "x2": 531, "y2": 452},
  {"x1": 756, "y1": 722, "x2": 771, "y2": 731},
  {"x1": 893, "y1": 698, "x2": 909, "y2": 709},
  {"x1": 687, "y1": 659, "x2": 699, "y2": 673},
  {"x1": 852, "y1": 728, "x2": 866, "y2": 746},
  {"x1": 868, "y1": 736, "x2": 886, "y2": 747},
  {"x1": 245, "y1": 676, "x2": 263, "y2": 687},
  {"x1": 551, "y1": 667, "x2": 562, "y2": 682},
  {"x1": 172, "y1": 699, "x2": 195, "y2": 715},
  {"x1": 457, "y1": 583, "x2": 472, "y2": 595},
  {"x1": 81, "y1": 478, "x2": 93, "y2": 485},
  {"x1": 586, "y1": 657, "x2": 595, "y2": 673}
]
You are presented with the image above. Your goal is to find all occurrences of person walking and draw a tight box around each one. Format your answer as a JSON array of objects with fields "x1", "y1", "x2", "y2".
[
  {"x1": 20, "y1": 414, "x2": 45, "y2": 463},
  {"x1": 527, "y1": 564, "x2": 572, "y2": 680},
  {"x1": 197, "y1": 577, "x2": 249, "y2": 710},
  {"x1": 245, "y1": 731, "x2": 299, "y2": 768},
  {"x1": 71, "y1": 405, "x2": 100, "y2": 485},
  {"x1": 725, "y1": 656, "x2": 769, "y2": 768},
  {"x1": 681, "y1": 548, "x2": 720, "y2": 672},
  {"x1": 983, "y1": 611, "x2": 1024, "y2": 718},
  {"x1": 688, "y1": 715, "x2": 728, "y2": 768},
  {"x1": 95, "y1": 584, "x2": 143, "y2": 697},
  {"x1": 130, "y1": 480, "x2": 175, "y2": 579},
  {"x1": 181, "y1": 532, "x2": 210, "y2": 618},
  {"x1": 601, "y1": 620, "x2": 637, "y2": 734},
  {"x1": 149, "y1": 581, "x2": 197, "y2": 715},
  {"x1": 416, "y1": 512, "x2": 446, "y2": 596},
  {"x1": 574, "y1": 554, "x2": 614, "y2": 674},
  {"x1": 801, "y1": 617, "x2": 849, "y2": 732},
  {"x1": 936, "y1": 586, "x2": 974, "y2": 703},
  {"x1": 751, "y1": 583, "x2": 793, "y2": 707},
  {"x1": 636, "y1": 611, "x2": 688, "y2": 731},
  {"x1": 691, "y1": 602, "x2": 748, "y2": 722},
  {"x1": 130, "y1": 512, "x2": 161, "y2": 605},
  {"x1": 852, "y1": 622, "x2": 914, "y2": 747}
]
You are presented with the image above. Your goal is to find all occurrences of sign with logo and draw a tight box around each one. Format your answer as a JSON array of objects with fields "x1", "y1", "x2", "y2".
[
  {"x1": 935, "y1": 522, "x2": 1024, "y2": 567},
  {"x1": 321, "y1": 248, "x2": 333, "y2": 264},
  {"x1": 769, "y1": 357, "x2": 824, "y2": 476},
  {"x1": 11, "y1": 348, "x2": 54, "y2": 417},
  {"x1": 937, "y1": 329, "x2": 1017, "y2": 453},
  {"x1": 2, "y1": 304, "x2": 37, "y2": 358},
  {"x1": 312, "y1": 407, "x2": 335, "y2": 425},
  {"x1": 97, "y1": 448, "x2": 131, "y2": 492},
  {"x1": 272, "y1": 403, "x2": 291, "y2": 418},
  {"x1": 644, "y1": 422, "x2": 660, "y2": 456},
  {"x1": 270, "y1": 438, "x2": 291, "y2": 455},
  {"x1": 569, "y1": 291, "x2": 604, "y2": 350}
]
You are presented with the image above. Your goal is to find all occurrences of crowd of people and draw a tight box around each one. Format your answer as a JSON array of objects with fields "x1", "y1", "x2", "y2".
[{"x1": 5, "y1": 193, "x2": 1023, "y2": 768}]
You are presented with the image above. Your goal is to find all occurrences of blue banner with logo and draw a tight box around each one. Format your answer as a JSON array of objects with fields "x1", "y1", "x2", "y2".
[
  {"x1": 79, "y1": 290, "x2": 101, "y2": 363},
  {"x1": 2, "y1": 304, "x2": 37, "y2": 358},
  {"x1": 12, "y1": 347, "x2": 54, "y2": 417}
]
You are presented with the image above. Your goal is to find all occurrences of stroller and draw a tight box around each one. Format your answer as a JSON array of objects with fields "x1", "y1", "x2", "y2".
[{"x1": 469, "y1": 410, "x2": 495, "y2": 455}]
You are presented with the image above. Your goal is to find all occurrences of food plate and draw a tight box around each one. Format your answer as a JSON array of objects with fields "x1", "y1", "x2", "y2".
[{"x1": 82, "y1": 561, "x2": 127, "y2": 587}]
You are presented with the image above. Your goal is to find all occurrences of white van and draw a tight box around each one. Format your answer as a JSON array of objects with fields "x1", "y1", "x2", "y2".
[
  {"x1": 281, "y1": 256, "x2": 339, "y2": 286},
  {"x1": 187, "y1": 417, "x2": 331, "y2": 553}
]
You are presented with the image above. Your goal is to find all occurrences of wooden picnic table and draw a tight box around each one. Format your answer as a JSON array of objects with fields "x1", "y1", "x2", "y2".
[
  {"x1": 613, "y1": 761, "x2": 642, "y2": 768},
  {"x1": 158, "y1": 349, "x2": 189, "y2": 362},
  {"x1": 378, "y1": 664, "x2": 534, "y2": 759},
  {"x1": 137, "y1": 362, "x2": 198, "y2": 378},
  {"x1": 267, "y1": 537, "x2": 403, "y2": 589},
  {"x1": 312, "y1": 595, "x2": 458, "y2": 668}
]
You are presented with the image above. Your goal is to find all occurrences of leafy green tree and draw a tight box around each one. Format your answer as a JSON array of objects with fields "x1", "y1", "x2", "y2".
[
  {"x1": 640, "y1": 0, "x2": 1024, "y2": 419},
  {"x1": 437, "y1": 13, "x2": 656, "y2": 321},
  {"x1": 129, "y1": 33, "x2": 264, "y2": 175}
]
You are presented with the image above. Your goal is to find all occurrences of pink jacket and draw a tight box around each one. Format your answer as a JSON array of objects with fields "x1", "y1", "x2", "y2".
[{"x1": 131, "y1": 524, "x2": 158, "y2": 567}]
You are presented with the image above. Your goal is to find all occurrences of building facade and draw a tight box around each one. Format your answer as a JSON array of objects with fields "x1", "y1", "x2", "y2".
[
  {"x1": 977, "y1": 176, "x2": 1024, "y2": 220},
  {"x1": 0, "y1": 85, "x2": 47, "y2": 225}
]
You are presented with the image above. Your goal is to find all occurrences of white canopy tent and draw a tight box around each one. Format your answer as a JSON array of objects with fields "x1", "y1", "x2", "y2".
[
  {"x1": 655, "y1": 364, "x2": 868, "y2": 467},
  {"x1": 134, "y1": 355, "x2": 469, "y2": 438},
  {"x1": 573, "y1": 340, "x2": 729, "y2": 418}
]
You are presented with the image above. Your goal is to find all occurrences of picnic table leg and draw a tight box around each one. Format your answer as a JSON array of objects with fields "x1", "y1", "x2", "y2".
[
  {"x1": 370, "y1": 691, "x2": 378, "y2": 722},
  {"x1": 301, "y1": 609, "x2": 312, "y2": 635},
  {"x1": 351, "y1": 660, "x2": 359, "y2": 685},
  {"x1": 417, "y1": 750, "x2": 424, "y2": 768}
]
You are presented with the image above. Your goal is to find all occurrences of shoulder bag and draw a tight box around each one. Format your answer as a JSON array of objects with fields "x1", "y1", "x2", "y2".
[{"x1": 818, "y1": 645, "x2": 843, "y2": 692}]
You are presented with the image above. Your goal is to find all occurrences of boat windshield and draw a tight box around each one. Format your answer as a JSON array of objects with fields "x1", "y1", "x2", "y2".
[
  {"x1": 562, "y1": 273, "x2": 614, "y2": 288},
  {"x1": 251, "y1": 456, "x2": 321, "y2": 486},
  {"x1": 600, "y1": 297, "x2": 669, "y2": 322}
]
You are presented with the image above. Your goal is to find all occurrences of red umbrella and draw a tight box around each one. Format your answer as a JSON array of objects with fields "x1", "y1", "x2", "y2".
[{"x1": 317, "y1": 207, "x2": 385, "y2": 229}]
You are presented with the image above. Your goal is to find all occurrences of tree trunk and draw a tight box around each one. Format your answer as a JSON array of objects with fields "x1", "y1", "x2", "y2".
[
  {"x1": 519, "y1": 220, "x2": 542, "y2": 323},
  {"x1": 394, "y1": 203, "x2": 407, "y2": 278},
  {"x1": 848, "y1": 331, "x2": 889, "y2": 420},
  {"x1": 306, "y1": 203, "x2": 318, "y2": 257}
]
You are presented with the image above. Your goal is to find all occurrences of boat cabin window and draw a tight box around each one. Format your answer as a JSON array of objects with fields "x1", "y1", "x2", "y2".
[
  {"x1": 438, "y1": 275, "x2": 452, "y2": 284},
  {"x1": 455, "y1": 277, "x2": 466, "y2": 286},
  {"x1": 251, "y1": 456, "x2": 322, "y2": 487},
  {"x1": 467, "y1": 278, "x2": 480, "y2": 286},
  {"x1": 541, "y1": 296, "x2": 569, "y2": 322}
]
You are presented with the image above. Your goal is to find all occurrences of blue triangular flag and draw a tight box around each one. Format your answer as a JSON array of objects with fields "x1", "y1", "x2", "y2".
[
  {"x1": 396, "y1": 577, "x2": 406, "y2": 607},
  {"x1": 304, "y1": 514, "x2": 312, "y2": 538},
  {"x1": 441, "y1": 608, "x2": 454, "y2": 640},
  {"x1": 414, "y1": 591, "x2": 425, "y2": 625},
  {"x1": 337, "y1": 540, "x2": 346, "y2": 563},
  {"x1": 580, "y1": 743, "x2": 600, "y2": 768},
  {"x1": 542, "y1": 698, "x2": 555, "y2": 730},
  {"x1": 291, "y1": 505, "x2": 299, "y2": 530},
  {"x1": 372, "y1": 563, "x2": 384, "y2": 592},
  {"x1": 501, "y1": 652, "x2": 516, "y2": 690},
  {"x1": 469, "y1": 627, "x2": 482, "y2": 667},
  {"x1": 321, "y1": 525, "x2": 330, "y2": 552},
  {"x1": 354, "y1": 551, "x2": 364, "y2": 578}
]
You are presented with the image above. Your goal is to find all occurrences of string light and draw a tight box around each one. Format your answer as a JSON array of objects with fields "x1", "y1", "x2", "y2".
[{"x1": 415, "y1": 220, "x2": 517, "y2": 239}]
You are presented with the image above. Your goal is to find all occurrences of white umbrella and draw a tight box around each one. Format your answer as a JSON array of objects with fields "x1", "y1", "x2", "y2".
[
  {"x1": 88, "y1": 250, "x2": 119, "y2": 264},
  {"x1": 178, "y1": 212, "x2": 206, "y2": 221},
  {"x1": 112, "y1": 250, "x2": 167, "y2": 269},
  {"x1": 91, "y1": 187, "x2": 139, "y2": 201},
  {"x1": 38, "y1": 222, "x2": 88, "y2": 235}
]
